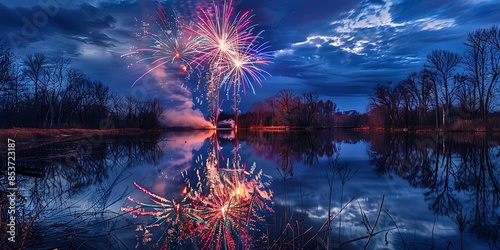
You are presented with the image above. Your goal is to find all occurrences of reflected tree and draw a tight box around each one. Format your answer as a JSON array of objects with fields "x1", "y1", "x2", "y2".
[
  {"x1": 367, "y1": 131, "x2": 500, "y2": 248},
  {"x1": 0, "y1": 134, "x2": 163, "y2": 249}
]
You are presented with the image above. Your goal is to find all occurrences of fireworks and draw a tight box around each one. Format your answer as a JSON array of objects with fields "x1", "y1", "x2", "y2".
[
  {"x1": 190, "y1": 0, "x2": 272, "y2": 94},
  {"x1": 124, "y1": 0, "x2": 273, "y2": 126},
  {"x1": 120, "y1": 1, "x2": 274, "y2": 247},
  {"x1": 221, "y1": 40, "x2": 272, "y2": 95},
  {"x1": 190, "y1": 0, "x2": 254, "y2": 69},
  {"x1": 191, "y1": 0, "x2": 272, "y2": 125},
  {"x1": 122, "y1": 2, "x2": 200, "y2": 86}
]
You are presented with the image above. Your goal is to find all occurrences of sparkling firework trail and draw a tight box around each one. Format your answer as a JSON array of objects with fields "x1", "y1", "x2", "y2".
[
  {"x1": 188, "y1": 0, "x2": 273, "y2": 126},
  {"x1": 190, "y1": 0, "x2": 255, "y2": 71},
  {"x1": 123, "y1": 0, "x2": 273, "y2": 128},
  {"x1": 122, "y1": 2, "x2": 200, "y2": 86},
  {"x1": 222, "y1": 38, "x2": 273, "y2": 95}
]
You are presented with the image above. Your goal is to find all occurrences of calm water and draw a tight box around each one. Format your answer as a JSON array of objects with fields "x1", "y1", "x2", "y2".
[{"x1": 1, "y1": 130, "x2": 499, "y2": 249}]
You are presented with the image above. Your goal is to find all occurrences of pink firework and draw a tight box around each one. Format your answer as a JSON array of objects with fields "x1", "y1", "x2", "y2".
[
  {"x1": 122, "y1": 2, "x2": 200, "y2": 86},
  {"x1": 190, "y1": 0, "x2": 273, "y2": 126},
  {"x1": 190, "y1": 0, "x2": 255, "y2": 71},
  {"x1": 221, "y1": 39, "x2": 272, "y2": 95}
]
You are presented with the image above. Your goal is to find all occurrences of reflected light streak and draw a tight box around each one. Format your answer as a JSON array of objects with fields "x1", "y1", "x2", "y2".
[{"x1": 122, "y1": 132, "x2": 273, "y2": 249}]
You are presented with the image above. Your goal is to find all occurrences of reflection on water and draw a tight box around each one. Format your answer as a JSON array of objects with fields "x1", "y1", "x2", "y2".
[
  {"x1": 121, "y1": 133, "x2": 274, "y2": 249},
  {"x1": 1, "y1": 130, "x2": 499, "y2": 249},
  {"x1": 368, "y1": 132, "x2": 500, "y2": 249}
]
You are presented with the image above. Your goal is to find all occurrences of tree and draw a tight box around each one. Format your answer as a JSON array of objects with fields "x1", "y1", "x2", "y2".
[
  {"x1": 0, "y1": 42, "x2": 16, "y2": 94},
  {"x1": 396, "y1": 82, "x2": 412, "y2": 128},
  {"x1": 298, "y1": 92, "x2": 319, "y2": 126},
  {"x1": 0, "y1": 42, "x2": 18, "y2": 127},
  {"x1": 63, "y1": 69, "x2": 89, "y2": 126},
  {"x1": 454, "y1": 73, "x2": 477, "y2": 119},
  {"x1": 275, "y1": 89, "x2": 296, "y2": 126},
  {"x1": 464, "y1": 26, "x2": 500, "y2": 124},
  {"x1": 248, "y1": 101, "x2": 270, "y2": 126},
  {"x1": 265, "y1": 96, "x2": 278, "y2": 126},
  {"x1": 425, "y1": 50, "x2": 462, "y2": 129},
  {"x1": 139, "y1": 99, "x2": 164, "y2": 129},
  {"x1": 23, "y1": 53, "x2": 47, "y2": 112},
  {"x1": 45, "y1": 55, "x2": 72, "y2": 128},
  {"x1": 403, "y1": 71, "x2": 434, "y2": 128},
  {"x1": 368, "y1": 82, "x2": 403, "y2": 128}
]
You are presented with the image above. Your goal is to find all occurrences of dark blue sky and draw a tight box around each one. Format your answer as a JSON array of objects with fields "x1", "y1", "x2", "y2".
[{"x1": 1, "y1": 0, "x2": 499, "y2": 115}]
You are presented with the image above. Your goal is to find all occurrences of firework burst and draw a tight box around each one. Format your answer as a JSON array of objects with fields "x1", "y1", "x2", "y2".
[
  {"x1": 182, "y1": 136, "x2": 273, "y2": 249},
  {"x1": 122, "y1": 2, "x2": 200, "y2": 86},
  {"x1": 189, "y1": 0, "x2": 273, "y2": 126},
  {"x1": 123, "y1": 0, "x2": 273, "y2": 127},
  {"x1": 222, "y1": 40, "x2": 272, "y2": 95},
  {"x1": 190, "y1": 0, "x2": 255, "y2": 70}
]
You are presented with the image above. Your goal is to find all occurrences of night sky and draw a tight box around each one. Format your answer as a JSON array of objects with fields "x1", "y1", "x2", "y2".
[{"x1": 1, "y1": 0, "x2": 499, "y2": 116}]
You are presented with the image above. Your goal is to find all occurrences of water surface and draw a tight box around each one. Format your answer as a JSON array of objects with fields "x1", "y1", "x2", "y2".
[{"x1": 1, "y1": 130, "x2": 499, "y2": 249}]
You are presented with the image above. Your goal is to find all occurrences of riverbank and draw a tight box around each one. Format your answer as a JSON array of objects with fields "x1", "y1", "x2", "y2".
[
  {"x1": 246, "y1": 125, "x2": 500, "y2": 133},
  {"x1": 0, "y1": 128, "x2": 159, "y2": 141}
]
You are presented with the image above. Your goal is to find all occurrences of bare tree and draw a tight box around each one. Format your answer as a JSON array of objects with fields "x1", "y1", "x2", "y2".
[
  {"x1": 368, "y1": 82, "x2": 403, "y2": 128},
  {"x1": 265, "y1": 96, "x2": 277, "y2": 126},
  {"x1": 322, "y1": 100, "x2": 336, "y2": 128},
  {"x1": 454, "y1": 73, "x2": 477, "y2": 119},
  {"x1": 0, "y1": 42, "x2": 20, "y2": 127},
  {"x1": 23, "y1": 53, "x2": 47, "y2": 109},
  {"x1": 62, "y1": 69, "x2": 88, "y2": 125},
  {"x1": 298, "y1": 92, "x2": 319, "y2": 126},
  {"x1": 425, "y1": 50, "x2": 462, "y2": 129},
  {"x1": 0, "y1": 42, "x2": 15, "y2": 93},
  {"x1": 397, "y1": 82, "x2": 412, "y2": 128},
  {"x1": 248, "y1": 101, "x2": 269, "y2": 126},
  {"x1": 404, "y1": 71, "x2": 434, "y2": 128},
  {"x1": 45, "y1": 55, "x2": 71, "y2": 128},
  {"x1": 275, "y1": 89, "x2": 296, "y2": 126},
  {"x1": 464, "y1": 26, "x2": 500, "y2": 124}
]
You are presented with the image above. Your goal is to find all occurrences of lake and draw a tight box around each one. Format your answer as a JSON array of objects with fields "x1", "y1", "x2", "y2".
[{"x1": 1, "y1": 129, "x2": 499, "y2": 249}]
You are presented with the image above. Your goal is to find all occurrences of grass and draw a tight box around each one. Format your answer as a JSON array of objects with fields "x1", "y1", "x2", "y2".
[{"x1": 266, "y1": 156, "x2": 408, "y2": 250}]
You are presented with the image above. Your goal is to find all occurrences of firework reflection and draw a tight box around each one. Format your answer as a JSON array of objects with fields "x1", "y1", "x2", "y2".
[{"x1": 122, "y1": 133, "x2": 273, "y2": 249}]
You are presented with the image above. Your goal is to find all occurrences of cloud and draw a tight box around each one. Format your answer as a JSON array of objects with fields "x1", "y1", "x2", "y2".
[
  {"x1": 69, "y1": 31, "x2": 118, "y2": 47},
  {"x1": 292, "y1": 0, "x2": 456, "y2": 58},
  {"x1": 416, "y1": 17, "x2": 455, "y2": 31}
]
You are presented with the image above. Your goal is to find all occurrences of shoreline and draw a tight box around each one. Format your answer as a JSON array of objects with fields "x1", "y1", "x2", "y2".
[
  {"x1": 0, "y1": 128, "x2": 158, "y2": 141},
  {"x1": 1, "y1": 126, "x2": 499, "y2": 142},
  {"x1": 246, "y1": 126, "x2": 500, "y2": 133}
]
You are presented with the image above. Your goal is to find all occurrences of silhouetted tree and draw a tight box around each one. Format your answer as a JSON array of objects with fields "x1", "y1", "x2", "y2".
[
  {"x1": 368, "y1": 82, "x2": 403, "y2": 128},
  {"x1": 403, "y1": 71, "x2": 434, "y2": 128},
  {"x1": 465, "y1": 26, "x2": 500, "y2": 125},
  {"x1": 297, "y1": 92, "x2": 319, "y2": 126},
  {"x1": 23, "y1": 53, "x2": 48, "y2": 123},
  {"x1": 276, "y1": 89, "x2": 296, "y2": 126},
  {"x1": 425, "y1": 50, "x2": 462, "y2": 129},
  {"x1": 0, "y1": 50, "x2": 165, "y2": 129}
]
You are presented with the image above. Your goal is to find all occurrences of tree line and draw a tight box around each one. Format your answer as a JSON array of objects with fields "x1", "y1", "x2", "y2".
[
  {"x1": 0, "y1": 43, "x2": 164, "y2": 129},
  {"x1": 239, "y1": 89, "x2": 367, "y2": 128},
  {"x1": 242, "y1": 26, "x2": 500, "y2": 131},
  {"x1": 241, "y1": 89, "x2": 334, "y2": 128},
  {"x1": 368, "y1": 26, "x2": 500, "y2": 130}
]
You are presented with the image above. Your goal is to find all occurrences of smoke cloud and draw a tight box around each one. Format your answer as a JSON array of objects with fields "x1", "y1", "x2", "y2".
[{"x1": 157, "y1": 78, "x2": 213, "y2": 128}]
